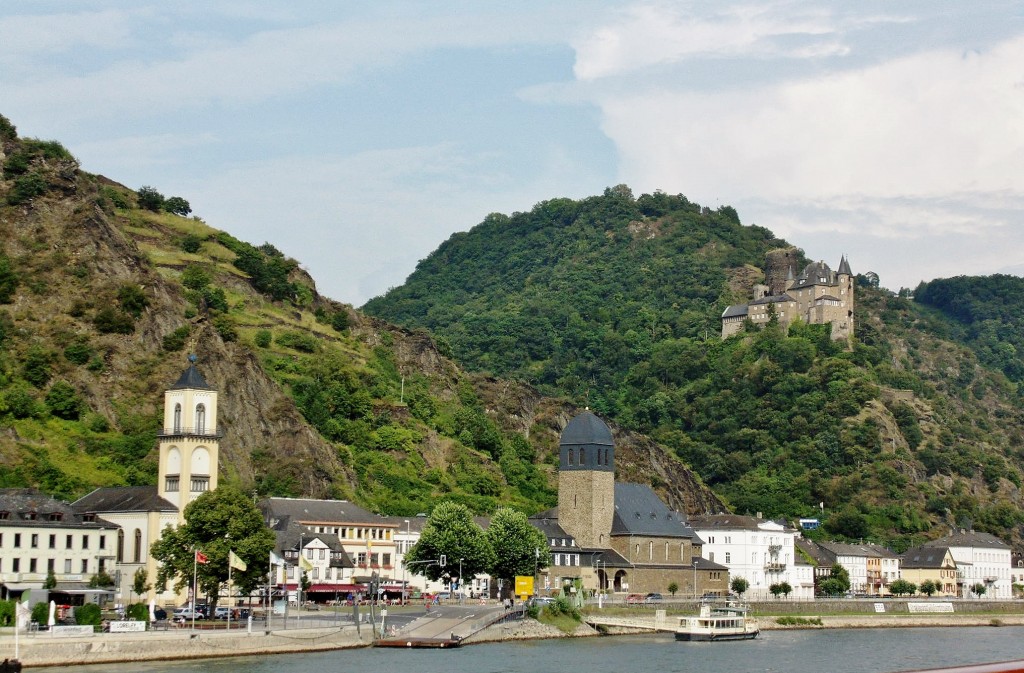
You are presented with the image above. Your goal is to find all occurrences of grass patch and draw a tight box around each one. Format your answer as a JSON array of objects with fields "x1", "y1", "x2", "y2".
[
  {"x1": 537, "y1": 611, "x2": 582, "y2": 633},
  {"x1": 775, "y1": 616, "x2": 823, "y2": 626}
]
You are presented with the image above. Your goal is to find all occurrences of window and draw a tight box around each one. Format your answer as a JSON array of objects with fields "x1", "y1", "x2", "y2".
[
  {"x1": 725, "y1": 552, "x2": 731, "y2": 564},
  {"x1": 649, "y1": 541, "x2": 653, "y2": 560},
  {"x1": 82, "y1": 535, "x2": 89, "y2": 550},
  {"x1": 64, "y1": 559, "x2": 72, "y2": 573},
  {"x1": 165, "y1": 476, "x2": 180, "y2": 492},
  {"x1": 31, "y1": 534, "x2": 38, "y2": 548},
  {"x1": 134, "y1": 529, "x2": 142, "y2": 564},
  {"x1": 568, "y1": 449, "x2": 574, "y2": 466},
  {"x1": 709, "y1": 552, "x2": 715, "y2": 562},
  {"x1": 382, "y1": 553, "x2": 391, "y2": 567},
  {"x1": 49, "y1": 512, "x2": 63, "y2": 522},
  {"x1": 12, "y1": 558, "x2": 20, "y2": 572},
  {"x1": 195, "y1": 404, "x2": 206, "y2": 434},
  {"x1": 49, "y1": 535, "x2": 56, "y2": 549},
  {"x1": 29, "y1": 558, "x2": 37, "y2": 573},
  {"x1": 66, "y1": 535, "x2": 73, "y2": 549},
  {"x1": 47, "y1": 558, "x2": 55, "y2": 572},
  {"x1": 190, "y1": 477, "x2": 209, "y2": 492},
  {"x1": 173, "y1": 403, "x2": 182, "y2": 432},
  {"x1": 81, "y1": 559, "x2": 88, "y2": 573},
  {"x1": 117, "y1": 530, "x2": 124, "y2": 562},
  {"x1": 554, "y1": 554, "x2": 561, "y2": 566},
  {"x1": 100, "y1": 535, "x2": 106, "y2": 550},
  {"x1": 312, "y1": 567, "x2": 319, "y2": 579}
]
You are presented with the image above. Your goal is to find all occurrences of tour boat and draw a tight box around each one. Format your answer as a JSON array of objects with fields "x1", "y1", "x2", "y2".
[{"x1": 675, "y1": 602, "x2": 759, "y2": 641}]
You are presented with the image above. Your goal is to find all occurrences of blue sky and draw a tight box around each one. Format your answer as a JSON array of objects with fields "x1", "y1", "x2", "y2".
[{"x1": 2, "y1": 2, "x2": 1022, "y2": 305}]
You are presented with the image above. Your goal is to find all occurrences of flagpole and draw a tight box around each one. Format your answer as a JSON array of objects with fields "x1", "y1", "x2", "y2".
[
  {"x1": 192, "y1": 549, "x2": 198, "y2": 631},
  {"x1": 228, "y1": 556, "x2": 233, "y2": 631}
]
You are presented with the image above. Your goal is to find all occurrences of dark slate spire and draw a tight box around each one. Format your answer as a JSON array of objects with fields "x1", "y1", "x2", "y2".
[
  {"x1": 170, "y1": 354, "x2": 214, "y2": 390},
  {"x1": 837, "y1": 255, "x2": 852, "y2": 276},
  {"x1": 559, "y1": 410, "x2": 614, "y2": 472}
]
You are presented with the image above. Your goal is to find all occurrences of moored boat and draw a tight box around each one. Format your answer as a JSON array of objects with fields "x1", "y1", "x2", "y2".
[{"x1": 675, "y1": 601, "x2": 759, "y2": 641}]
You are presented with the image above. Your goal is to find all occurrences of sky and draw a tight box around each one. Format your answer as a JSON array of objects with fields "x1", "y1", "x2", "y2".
[{"x1": 2, "y1": 1, "x2": 1023, "y2": 305}]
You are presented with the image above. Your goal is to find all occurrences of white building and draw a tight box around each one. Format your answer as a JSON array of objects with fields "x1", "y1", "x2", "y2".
[
  {"x1": 690, "y1": 515, "x2": 814, "y2": 600},
  {"x1": 924, "y1": 529, "x2": 1013, "y2": 599},
  {"x1": 0, "y1": 489, "x2": 118, "y2": 603}
]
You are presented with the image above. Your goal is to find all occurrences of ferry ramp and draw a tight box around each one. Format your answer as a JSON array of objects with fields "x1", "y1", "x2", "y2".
[{"x1": 377, "y1": 604, "x2": 524, "y2": 648}]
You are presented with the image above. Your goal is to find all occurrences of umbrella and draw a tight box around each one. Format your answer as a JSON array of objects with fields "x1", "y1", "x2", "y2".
[
  {"x1": 149, "y1": 599, "x2": 156, "y2": 623},
  {"x1": 48, "y1": 600, "x2": 56, "y2": 627}
]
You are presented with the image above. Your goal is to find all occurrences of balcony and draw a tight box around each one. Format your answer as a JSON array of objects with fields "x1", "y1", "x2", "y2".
[
  {"x1": 158, "y1": 426, "x2": 223, "y2": 439},
  {"x1": 764, "y1": 562, "x2": 787, "y2": 572}
]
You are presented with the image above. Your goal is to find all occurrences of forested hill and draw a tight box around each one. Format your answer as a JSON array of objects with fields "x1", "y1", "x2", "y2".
[
  {"x1": 364, "y1": 186, "x2": 795, "y2": 403},
  {"x1": 365, "y1": 188, "x2": 1024, "y2": 551},
  {"x1": 915, "y1": 275, "x2": 1024, "y2": 383}
]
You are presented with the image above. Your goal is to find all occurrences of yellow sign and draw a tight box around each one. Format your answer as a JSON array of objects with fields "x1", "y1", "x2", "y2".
[{"x1": 514, "y1": 576, "x2": 534, "y2": 599}]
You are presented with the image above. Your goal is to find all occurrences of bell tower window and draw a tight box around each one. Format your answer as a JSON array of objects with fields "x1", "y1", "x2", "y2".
[
  {"x1": 173, "y1": 404, "x2": 182, "y2": 433},
  {"x1": 195, "y1": 404, "x2": 206, "y2": 434}
]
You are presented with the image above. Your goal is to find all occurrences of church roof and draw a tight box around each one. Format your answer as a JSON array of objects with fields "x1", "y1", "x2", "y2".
[
  {"x1": 73, "y1": 486, "x2": 177, "y2": 514},
  {"x1": 560, "y1": 411, "x2": 613, "y2": 447},
  {"x1": 170, "y1": 363, "x2": 215, "y2": 391},
  {"x1": 611, "y1": 483, "x2": 695, "y2": 538}
]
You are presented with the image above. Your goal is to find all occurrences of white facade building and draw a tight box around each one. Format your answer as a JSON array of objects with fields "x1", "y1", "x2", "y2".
[
  {"x1": 924, "y1": 530, "x2": 1013, "y2": 599},
  {"x1": 690, "y1": 515, "x2": 814, "y2": 600}
]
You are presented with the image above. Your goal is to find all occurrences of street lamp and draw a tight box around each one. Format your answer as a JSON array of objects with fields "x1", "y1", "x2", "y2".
[
  {"x1": 693, "y1": 559, "x2": 699, "y2": 601},
  {"x1": 401, "y1": 520, "x2": 410, "y2": 605},
  {"x1": 458, "y1": 558, "x2": 464, "y2": 605}
]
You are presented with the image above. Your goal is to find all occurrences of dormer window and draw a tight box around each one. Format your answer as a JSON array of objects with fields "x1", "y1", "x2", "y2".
[
  {"x1": 0, "y1": 511, "x2": 9, "y2": 520},
  {"x1": 49, "y1": 512, "x2": 63, "y2": 521},
  {"x1": 24, "y1": 511, "x2": 36, "y2": 521},
  {"x1": 82, "y1": 513, "x2": 96, "y2": 522}
]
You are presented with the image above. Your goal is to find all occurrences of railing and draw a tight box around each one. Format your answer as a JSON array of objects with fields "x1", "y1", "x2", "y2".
[
  {"x1": 157, "y1": 427, "x2": 223, "y2": 438},
  {"x1": 764, "y1": 562, "x2": 787, "y2": 572}
]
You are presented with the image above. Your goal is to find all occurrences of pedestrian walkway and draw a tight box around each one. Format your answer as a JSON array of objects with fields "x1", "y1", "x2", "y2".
[{"x1": 376, "y1": 604, "x2": 523, "y2": 648}]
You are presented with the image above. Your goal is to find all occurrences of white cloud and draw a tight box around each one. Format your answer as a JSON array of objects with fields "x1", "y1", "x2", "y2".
[{"x1": 0, "y1": 9, "x2": 136, "y2": 62}]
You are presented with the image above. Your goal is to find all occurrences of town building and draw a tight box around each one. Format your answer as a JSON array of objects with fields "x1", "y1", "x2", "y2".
[
  {"x1": 0, "y1": 489, "x2": 119, "y2": 604},
  {"x1": 689, "y1": 514, "x2": 814, "y2": 600},
  {"x1": 722, "y1": 257, "x2": 854, "y2": 341},
  {"x1": 900, "y1": 545, "x2": 958, "y2": 596},
  {"x1": 73, "y1": 356, "x2": 220, "y2": 606},
  {"x1": 922, "y1": 529, "x2": 1012, "y2": 599},
  {"x1": 532, "y1": 411, "x2": 728, "y2": 597}
]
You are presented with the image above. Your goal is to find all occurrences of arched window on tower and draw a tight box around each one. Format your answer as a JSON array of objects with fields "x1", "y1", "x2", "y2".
[
  {"x1": 173, "y1": 404, "x2": 182, "y2": 433},
  {"x1": 579, "y1": 448, "x2": 585, "y2": 465},
  {"x1": 134, "y1": 529, "x2": 142, "y2": 563},
  {"x1": 568, "y1": 449, "x2": 575, "y2": 466},
  {"x1": 195, "y1": 404, "x2": 206, "y2": 434}
]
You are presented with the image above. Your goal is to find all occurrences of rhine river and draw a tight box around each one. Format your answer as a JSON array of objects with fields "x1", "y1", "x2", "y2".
[{"x1": 29, "y1": 626, "x2": 1024, "y2": 673}]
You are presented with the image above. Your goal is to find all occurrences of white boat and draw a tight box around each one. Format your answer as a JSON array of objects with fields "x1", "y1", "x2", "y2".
[{"x1": 675, "y1": 602, "x2": 759, "y2": 641}]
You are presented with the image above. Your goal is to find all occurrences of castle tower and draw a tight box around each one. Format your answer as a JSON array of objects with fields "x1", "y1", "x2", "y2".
[
  {"x1": 836, "y1": 255, "x2": 854, "y2": 340},
  {"x1": 558, "y1": 410, "x2": 615, "y2": 549},
  {"x1": 157, "y1": 355, "x2": 220, "y2": 520}
]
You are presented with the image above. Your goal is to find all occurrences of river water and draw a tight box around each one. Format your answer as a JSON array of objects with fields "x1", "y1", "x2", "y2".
[{"x1": 32, "y1": 626, "x2": 1024, "y2": 673}]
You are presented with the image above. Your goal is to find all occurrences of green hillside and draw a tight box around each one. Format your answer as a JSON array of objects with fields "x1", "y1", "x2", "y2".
[{"x1": 365, "y1": 188, "x2": 1024, "y2": 550}]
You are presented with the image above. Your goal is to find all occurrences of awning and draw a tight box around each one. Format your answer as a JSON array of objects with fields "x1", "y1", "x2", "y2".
[
  {"x1": 0, "y1": 583, "x2": 37, "y2": 591},
  {"x1": 282, "y1": 583, "x2": 365, "y2": 592}
]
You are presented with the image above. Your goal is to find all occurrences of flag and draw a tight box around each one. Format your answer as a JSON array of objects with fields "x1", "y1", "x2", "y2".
[
  {"x1": 229, "y1": 550, "x2": 247, "y2": 572},
  {"x1": 15, "y1": 600, "x2": 30, "y2": 629},
  {"x1": 195, "y1": 550, "x2": 209, "y2": 564},
  {"x1": 298, "y1": 553, "x2": 313, "y2": 572},
  {"x1": 270, "y1": 550, "x2": 284, "y2": 566}
]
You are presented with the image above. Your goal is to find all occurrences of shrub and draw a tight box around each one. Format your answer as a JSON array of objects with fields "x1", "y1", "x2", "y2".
[
  {"x1": 4, "y1": 384, "x2": 42, "y2": 419},
  {"x1": 180, "y1": 234, "x2": 202, "y2": 253},
  {"x1": 31, "y1": 601, "x2": 49, "y2": 625},
  {"x1": 213, "y1": 315, "x2": 237, "y2": 342},
  {"x1": 0, "y1": 255, "x2": 18, "y2": 304},
  {"x1": 100, "y1": 186, "x2": 130, "y2": 209},
  {"x1": 331, "y1": 310, "x2": 350, "y2": 332},
  {"x1": 23, "y1": 345, "x2": 53, "y2": 387},
  {"x1": 136, "y1": 186, "x2": 164, "y2": 212},
  {"x1": 254, "y1": 330, "x2": 272, "y2": 348},
  {"x1": 74, "y1": 603, "x2": 102, "y2": 627},
  {"x1": 46, "y1": 380, "x2": 83, "y2": 420},
  {"x1": 274, "y1": 330, "x2": 318, "y2": 353},
  {"x1": 93, "y1": 307, "x2": 135, "y2": 334},
  {"x1": 126, "y1": 603, "x2": 149, "y2": 621},
  {"x1": 0, "y1": 113, "x2": 16, "y2": 141},
  {"x1": 118, "y1": 284, "x2": 148, "y2": 318},
  {"x1": 180, "y1": 265, "x2": 210, "y2": 290},
  {"x1": 162, "y1": 325, "x2": 191, "y2": 352},
  {"x1": 64, "y1": 340, "x2": 94, "y2": 365},
  {"x1": 3, "y1": 151, "x2": 30, "y2": 177},
  {"x1": 202, "y1": 286, "x2": 228, "y2": 313},
  {"x1": 8, "y1": 172, "x2": 47, "y2": 205}
]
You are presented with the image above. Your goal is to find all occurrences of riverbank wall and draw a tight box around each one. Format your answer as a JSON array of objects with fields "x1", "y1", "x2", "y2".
[{"x1": 0, "y1": 624, "x2": 370, "y2": 667}]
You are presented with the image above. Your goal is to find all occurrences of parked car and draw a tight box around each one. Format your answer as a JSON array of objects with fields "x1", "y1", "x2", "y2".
[
  {"x1": 172, "y1": 607, "x2": 205, "y2": 621},
  {"x1": 644, "y1": 592, "x2": 664, "y2": 604},
  {"x1": 153, "y1": 607, "x2": 167, "y2": 620},
  {"x1": 625, "y1": 593, "x2": 645, "y2": 604},
  {"x1": 214, "y1": 607, "x2": 231, "y2": 619},
  {"x1": 531, "y1": 596, "x2": 557, "y2": 607}
]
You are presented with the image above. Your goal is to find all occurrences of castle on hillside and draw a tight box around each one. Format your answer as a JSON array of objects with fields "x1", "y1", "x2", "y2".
[{"x1": 721, "y1": 256, "x2": 854, "y2": 341}]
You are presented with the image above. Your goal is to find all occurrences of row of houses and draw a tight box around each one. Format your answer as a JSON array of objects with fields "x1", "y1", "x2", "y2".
[{"x1": 1, "y1": 359, "x2": 1019, "y2": 606}]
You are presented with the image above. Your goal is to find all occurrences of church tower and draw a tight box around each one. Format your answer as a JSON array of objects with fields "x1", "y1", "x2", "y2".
[
  {"x1": 557, "y1": 410, "x2": 615, "y2": 549},
  {"x1": 157, "y1": 355, "x2": 220, "y2": 520}
]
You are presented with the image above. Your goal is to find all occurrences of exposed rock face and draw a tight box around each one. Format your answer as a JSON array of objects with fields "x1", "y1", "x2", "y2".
[{"x1": 765, "y1": 247, "x2": 802, "y2": 295}]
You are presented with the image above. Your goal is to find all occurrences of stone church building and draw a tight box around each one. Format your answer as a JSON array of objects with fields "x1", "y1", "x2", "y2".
[{"x1": 532, "y1": 411, "x2": 729, "y2": 597}]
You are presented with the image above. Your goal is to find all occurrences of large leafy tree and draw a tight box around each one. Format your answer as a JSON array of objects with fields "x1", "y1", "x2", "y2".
[
  {"x1": 486, "y1": 508, "x2": 550, "y2": 585},
  {"x1": 151, "y1": 486, "x2": 275, "y2": 607},
  {"x1": 405, "y1": 501, "x2": 495, "y2": 585}
]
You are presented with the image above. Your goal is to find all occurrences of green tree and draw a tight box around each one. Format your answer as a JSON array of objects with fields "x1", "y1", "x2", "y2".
[
  {"x1": 180, "y1": 234, "x2": 203, "y2": 253},
  {"x1": 137, "y1": 186, "x2": 164, "y2": 211},
  {"x1": 779, "y1": 581, "x2": 792, "y2": 598},
  {"x1": 23, "y1": 345, "x2": 53, "y2": 387},
  {"x1": 132, "y1": 567, "x2": 152, "y2": 597},
  {"x1": 88, "y1": 570, "x2": 115, "y2": 588},
  {"x1": 118, "y1": 284, "x2": 149, "y2": 318},
  {"x1": 919, "y1": 579, "x2": 938, "y2": 596},
  {"x1": 31, "y1": 601, "x2": 49, "y2": 625},
  {"x1": 769, "y1": 583, "x2": 783, "y2": 598},
  {"x1": 150, "y1": 486, "x2": 276, "y2": 611},
  {"x1": 74, "y1": 603, "x2": 101, "y2": 627},
  {"x1": 730, "y1": 576, "x2": 749, "y2": 597},
  {"x1": 889, "y1": 579, "x2": 916, "y2": 596},
  {"x1": 485, "y1": 508, "x2": 549, "y2": 589},
  {"x1": 43, "y1": 570, "x2": 57, "y2": 590},
  {"x1": 818, "y1": 578, "x2": 846, "y2": 596},
  {"x1": 404, "y1": 501, "x2": 495, "y2": 585},
  {"x1": 164, "y1": 196, "x2": 192, "y2": 216},
  {"x1": 667, "y1": 581, "x2": 679, "y2": 596},
  {"x1": 971, "y1": 583, "x2": 987, "y2": 598}
]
